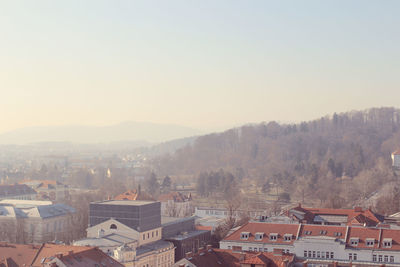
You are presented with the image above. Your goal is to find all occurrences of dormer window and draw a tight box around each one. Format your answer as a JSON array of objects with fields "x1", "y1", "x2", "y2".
[
  {"x1": 383, "y1": 238, "x2": 392, "y2": 248},
  {"x1": 284, "y1": 234, "x2": 292, "y2": 241},
  {"x1": 319, "y1": 230, "x2": 327, "y2": 235},
  {"x1": 350, "y1": 238, "x2": 359, "y2": 246},
  {"x1": 240, "y1": 232, "x2": 250, "y2": 240},
  {"x1": 334, "y1": 232, "x2": 342, "y2": 237},
  {"x1": 304, "y1": 231, "x2": 312, "y2": 235},
  {"x1": 255, "y1": 232, "x2": 264, "y2": 240},
  {"x1": 269, "y1": 233, "x2": 278, "y2": 241},
  {"x1": 366, "y1": 238, "x2": 375, "y2": 246}
]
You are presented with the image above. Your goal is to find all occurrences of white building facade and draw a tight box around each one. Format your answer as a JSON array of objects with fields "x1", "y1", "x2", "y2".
[{"x1": 220, "y1": 222, "x2": 400, "y2": 266}]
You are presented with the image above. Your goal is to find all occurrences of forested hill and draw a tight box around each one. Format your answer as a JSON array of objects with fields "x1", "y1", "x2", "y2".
[{"x1": 153, "y1": 107, "x2": 400, "y2": 211}]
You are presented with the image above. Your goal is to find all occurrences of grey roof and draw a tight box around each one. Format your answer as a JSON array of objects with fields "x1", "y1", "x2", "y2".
[
  {"x1": 165, "y1": 230, "x2": 210, "y2": 241},
  {"x1": 74, "y1": 233, "x2": 136, "y2": 248},
  {"x1": 36, "y1": 204, "x2": 75, "y2": 218},
  {"x1": 0, "y1": 184, "x2": 37, "y2": 197},
  {"x1": 93, "y1": 200, "x2": 156, "y2": 206},
  {"x1": 161, "y1": 216, "x2": 195, "y2": 226},
  {"x1": 0, "y1": 202, "x2": 75, "y2": 218},
  {"x1": 136, "y1": 240, "x2": 174, "y2": 256}
]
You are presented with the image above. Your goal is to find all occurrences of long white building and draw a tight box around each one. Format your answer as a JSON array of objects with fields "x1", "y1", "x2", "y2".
[{"x1": 220, "y1": 222, "x2": 400, "y2": 266}]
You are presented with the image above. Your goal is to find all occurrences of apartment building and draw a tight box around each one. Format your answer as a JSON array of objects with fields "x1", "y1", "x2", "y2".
[
  {"x1": 220, "y1": 222, "x2": 400, "y2": 266},
  {"x1": 0, "y1": 199, "x2": 75, "y2": 244}
]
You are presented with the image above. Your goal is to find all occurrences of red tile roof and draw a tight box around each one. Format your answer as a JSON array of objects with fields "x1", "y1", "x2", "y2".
[
  {"x1": 46, "y1": 247, "x2": 124, "y2": 267},
  {"x1": 0, "y1": 243, "x2": 40, "y2": 267},
  {"x1": 114, "y1": 189, "x2": 155, "y2": 201},
  {"x1": 224, "y1": 222, "x2": 299, "y2": 244},
  {"x1": 179, "y1": 248, "x2": 294, "y2": 267},
  {"x1": 223, "y1": 222, "x2": 400, "y2": 252},
  {"x1": 0, "y1": 243, "x2": 123, "y2": 267}
]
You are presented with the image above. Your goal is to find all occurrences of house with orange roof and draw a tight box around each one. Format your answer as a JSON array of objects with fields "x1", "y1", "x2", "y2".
[
  {"x1": 158, "y1": 191, "x2": 193, "y2": 217},
  {"x1": 114, "y1": 189, "x2": 155, "y2": 201},
  {"x1": 220, "y1": 221, "x2": 400, "y2": 266},
  {"x1": 19, "y1": 179, "x2": 69, "y2": 201}
]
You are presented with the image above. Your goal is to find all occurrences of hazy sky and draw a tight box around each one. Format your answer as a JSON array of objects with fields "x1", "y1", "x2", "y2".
[{"x1": 1, "y1": 0, "x2": 399, "y2": 133}]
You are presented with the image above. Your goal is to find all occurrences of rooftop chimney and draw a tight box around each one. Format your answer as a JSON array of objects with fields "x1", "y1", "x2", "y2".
[
  {"x1": 55, "y1": 253, "x2": 63, "y2": 259},
  {"x1": 185, "y1": 252, "x2": 193, "y2": 259}
]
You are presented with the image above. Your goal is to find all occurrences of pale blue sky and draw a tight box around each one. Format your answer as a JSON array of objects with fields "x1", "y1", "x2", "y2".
[{"x1": 0, "y1": 1, "x2": 399, "y2": 133}]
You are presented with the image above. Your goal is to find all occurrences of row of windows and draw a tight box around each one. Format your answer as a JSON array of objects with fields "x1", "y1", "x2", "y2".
[
  {"x1": 373, "y1": 254, "x2": 395, "y2": 263},
  {"x1": 143, "y1": 230, "x2": 159, "y2": 240},
  {"x1": 304, "y1": 250, "x2": 334, "y2": 259},
  {"x1": 227, "y1": 246, "x2": 288, "y2": 253}
]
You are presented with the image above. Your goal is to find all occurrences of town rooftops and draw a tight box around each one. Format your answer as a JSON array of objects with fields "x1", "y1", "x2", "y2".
[
  {"x1": 20, "y1": 179, "x2": 67, "y2": 190},
  {"x1": 288, "y1": 204, "x2": 382, "y2": 226},
  {"x1": 0, "y1": 242, "x2": 123, "y2": 267},
  {"x1": 0, "y1": 184, "x2": 37, "y2": 198},
  {"x1": 173, "y1": 247, "x2": 295, "y2": 267}
]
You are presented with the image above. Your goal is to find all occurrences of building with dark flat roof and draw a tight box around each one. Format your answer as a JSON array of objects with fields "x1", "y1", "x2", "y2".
[{"x1": 89, "y1": 200, "x2": 161, "y2": 232}]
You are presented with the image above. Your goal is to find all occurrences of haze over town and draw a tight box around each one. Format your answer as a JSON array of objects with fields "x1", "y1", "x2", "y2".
[{"x1": 1, "y1": 1, "x2": 400, "y2": 267}]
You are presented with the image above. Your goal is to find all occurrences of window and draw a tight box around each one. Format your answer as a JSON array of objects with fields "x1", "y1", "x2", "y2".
[
  {"x1": 354, "y1": 253, "x2": 357, "y2": 261},
  {"x1": 147, "y1": 233, "x2": 150, "y2": 239},
  {"x1": 326, "y1": 252, "x2": 329, "y2": 259},
  {"x1": 143, "y1": 234, "x2": 145, "y2": 240},
  {"x1": 263, "y1": 248, "x2": 268, "y2": 252},
  {"x1": 330, "y1": 252, "x2": 334, "y2": 259},
  {"x1": 319, "y1": 230, "x2": 327, "y2": 235},
  {"x1": 350, "y1": 238, "x2": 359, "y2": 246},
  {"x1": 304, "y1": 251, "x2": 307, "y2": 257},
  {"x1": 304, "y1": 230, "x2": 312, "y2": 235},
  {"x1": 284, "y1": 234, "x2": 292, "y2": 241},
  {"x1": 228, "y1": 246, "x2": 231, "y2": 250},
  {"x1": 269, "y1": 233, "x2": 278, "y2": 241},
  {"x1": 312, "y1": 251, "x2": 316, "y2": 258},
  {"x1": 110, "y1": 224, "x2": 117, "y2": 229},
  {"x1": 255, "y1": 232, "x2": 264, "y2": 240},
  {"x1": 249, "y1": 247, "x2": 252, "y2": 251},
  {"x1": 366, "y1": 239, "x2": 374, "y2": 246},
  {"x1": 390, "y1": 256, "x2": 394, "y2": 262},
  {"x1": 384, "y1": 255, "x2": 388, "y2": 262},
  {"x1": 240, "y1": 232, "x2": 250, "y2": 240},
  {"x1": 317, "y1": 251, "x2": 320, "y2": 258},
  {"x1": 373, "y1": 255, "x2": 377, "y2": 262},
  {"x1": 321, "y1": 251, "x2": 325, "y2": 258},
  {"x1": 349, "y1": 253, "x2": 353, "y2": 260},
  {"x1": 383, "y1": 239, "x2": 392, "y2": 248},
  {"x1": 334, "y1": 232, "x2": 342, "y2": 237},
  {"x1": 379, "y1": 255, "x2": 383, "y2": 262},
  {"x1": 308, "y1": 251, "x2": 311, "y2": 258}
]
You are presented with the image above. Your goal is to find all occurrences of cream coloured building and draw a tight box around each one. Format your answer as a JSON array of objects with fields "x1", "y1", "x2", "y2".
[
  {"x1": 75, "y1": 200, "x2": 175, "y2": 267},
  {"x1": 0, "y1": 199, "x2": 75, "y2": 244}
]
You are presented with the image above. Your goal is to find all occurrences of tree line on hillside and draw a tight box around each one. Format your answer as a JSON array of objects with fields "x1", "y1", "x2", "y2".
[{"x1": 152, "y1": 107, "x2": 400, "y2": 213}]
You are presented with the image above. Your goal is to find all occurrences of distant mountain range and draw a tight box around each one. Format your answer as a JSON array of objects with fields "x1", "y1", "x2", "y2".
[{"x1": 0, "y1": 121, "x2": 203, "y2": 145}]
